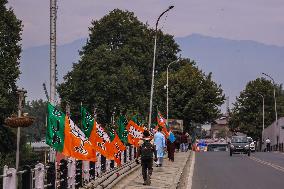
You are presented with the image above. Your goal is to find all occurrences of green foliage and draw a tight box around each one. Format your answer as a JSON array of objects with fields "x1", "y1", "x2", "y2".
[
  {"x1": 156, "y1": 60, "x2": 225, "y2": 129},
  {"x1": 0, "y1": 0, "x2": 22, "y2": 125},
  {"x1": 0, "y1": 0, "x2": 22, "y2": 157},
  {"x1": 229, "y1": 78, "x2": 284, "y2": 139},
  {"x1": 58, "y1": 9, "x2": 179, "y2": 124},
  {"x1": 22, "y1": 100, "x2": 48, "y2": 141}
]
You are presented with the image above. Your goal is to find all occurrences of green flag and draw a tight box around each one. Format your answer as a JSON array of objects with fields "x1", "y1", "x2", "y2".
[
  {"x1": 107, "y1": 127, "x2": 115, "y2": 141},
  {"x1": 81, "y1": 106, "x2": 95, "y2": 138},
  {"x1": 117, "y1": 115, "x2": 128, "y2": 144},
  {"x1": 46, "y1": 103, "x2": 65, "y2": 152}
]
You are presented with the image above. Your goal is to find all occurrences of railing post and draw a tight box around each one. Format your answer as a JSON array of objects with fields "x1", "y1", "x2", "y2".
[
  {"x1": 75, "y1": 160, "x2": 82, "y2": 187},
  {"x1": 105, "y1": 159, "x2": 111, "y2": 172},
  {"x1": 34, "y1": 163, "x2": 45, "y2": 189},
  {"x1": 67, "y1": 158, "x2": 76, "y2": 189},
  {"x1": 59, "y1": 159, "x2": 68, "y2": 189},
  {"x1": 46, "y1": 162, "x2": 56, "y2": 189},
  {"x1": 3, "y1": 166, "x2": 17, "y2": 189},
  {"x1": 82, "y1": 161, "x2": 90, "y2": 184},
  {"x1": 89, "y1": 161, "x2": 96, "y2": 180},
  {"x1": 95, "y1": 153, "x2": 101, "y2": 177},
  {"x1": 21, "y1": 165, "x2": 32, "y2": 189},
  {"x1": 121, "y1": 151, "x2": 124, "y2": 165}
]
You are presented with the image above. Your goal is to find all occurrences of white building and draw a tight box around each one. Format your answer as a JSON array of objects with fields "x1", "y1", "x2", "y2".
[{"x1": 263, "y1": 117, "x2": 284, "y2": 149}]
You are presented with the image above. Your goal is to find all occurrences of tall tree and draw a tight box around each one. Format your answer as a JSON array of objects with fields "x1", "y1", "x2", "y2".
[
  {"x1": 229, "y1": 78, "x2": 284, "y2": 140},
  {"x1": 155, "y1": 59, "x2": 225, "y2": 130},
  {"x1": 58, "y1": 9, "x2": 180, "y2": 124},
  {"x1": 0, "y1": 0, "x2": 22, "y2": 151}
]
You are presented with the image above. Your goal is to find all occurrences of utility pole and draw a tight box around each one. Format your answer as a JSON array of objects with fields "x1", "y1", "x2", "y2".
[{"x1": 50, "y1": 0, "x2": 57, "y2": 106}]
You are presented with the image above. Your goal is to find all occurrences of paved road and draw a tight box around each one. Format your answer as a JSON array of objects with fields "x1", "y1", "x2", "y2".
[
  {"x1": 192, "y1": 151, "x2": 284, "y2": 189},
  {"x1": 112, "y1": 151, "x2": 191, "y2": 189}
]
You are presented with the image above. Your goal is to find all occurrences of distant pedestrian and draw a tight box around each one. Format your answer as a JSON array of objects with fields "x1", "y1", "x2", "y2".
[
  {"x1": 265, "y1": 138, "x2": 271, "y2": 152},
  {"x1": 136, "y1": 130, "x2": 157, "y2": 185},
  {"x1": 154, "y1": 127, "x2": 166, "y2": 167},
  {"x1": 180, "y1": 132, "x2": 188, "y2": 152},
  {"x1": 167, "y1": 129, "x2": 176, "y2": 162}
]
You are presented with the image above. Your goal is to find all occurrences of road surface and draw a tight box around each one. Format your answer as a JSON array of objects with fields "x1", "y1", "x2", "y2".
[{"x1": 192, "y1": 151, "x2": 284, "y2": 189}]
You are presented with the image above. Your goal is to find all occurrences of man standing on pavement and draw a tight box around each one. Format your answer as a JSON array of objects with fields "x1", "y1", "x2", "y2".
[
  {"x1": 154, "y1": 127, "x2": 166, "y2": 167},
  {"x1": 265, "y1": 137, "x2": 271, "y2": 152},
  {"x1": 136, "y1": 130, "x2": 157, "y2": 185}
]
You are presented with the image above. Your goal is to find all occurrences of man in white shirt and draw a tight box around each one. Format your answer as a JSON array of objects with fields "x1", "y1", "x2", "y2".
[{"x1": 265, "y1": 138, "x2": 271, "y2": 152}]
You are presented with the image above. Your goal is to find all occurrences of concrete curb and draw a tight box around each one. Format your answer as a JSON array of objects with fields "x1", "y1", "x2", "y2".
[{"x1": 171, "y1": 151, "x2": 192, "y2": 189}]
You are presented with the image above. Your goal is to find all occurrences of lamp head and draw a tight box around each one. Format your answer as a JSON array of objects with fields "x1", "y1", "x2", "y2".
[{"x1": 169, "y1": 5, "x2": 174, "y2": 10}]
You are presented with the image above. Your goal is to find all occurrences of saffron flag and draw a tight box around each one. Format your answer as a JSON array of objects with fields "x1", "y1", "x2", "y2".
[
  {"x1": 62, "y1": 116, "x2": 96, "y2": 161},
  {"x1": 46, "y1": 103, "x2": 65, "y2": 152},
  {"x1": 89, "y1": 122, "x2": 114, "y2": 159},
  {"x1": 81, "y1": 106, "x2": 113, "y2": 159},
  {"x1": 156, "y1": 112, "x2": 169, "y2": 138},
  {"x1": 110, "y1": 132, "x2": 126, "y2": 165},
  {"x1": 126, "y1": 119, "x2": 144, "y2": 147},
  {"x1": 46, "y1": 103, "x2": 96, "y2": 161}
]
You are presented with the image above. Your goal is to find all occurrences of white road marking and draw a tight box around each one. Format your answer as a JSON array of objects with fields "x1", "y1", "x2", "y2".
[
  {"x1": 187, "y1": 151, "x2": 195, "y2": 189},
  {"x1": 249, "y1": 156, "x2": 284, "y2": 173}
]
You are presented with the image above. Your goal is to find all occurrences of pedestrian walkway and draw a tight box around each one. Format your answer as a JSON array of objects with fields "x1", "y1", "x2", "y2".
[{"x1": 112, "y1": 151, "x2": 191, "y2": 189}]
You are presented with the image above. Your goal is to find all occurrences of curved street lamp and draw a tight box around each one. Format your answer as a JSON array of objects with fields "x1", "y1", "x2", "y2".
[
  {"x1": 262, "y1": 72, "x2": 279, "y2": 150},
  {"x1": 148, "y1": 6, "x2": 174, "y2": 129},
  {"x1": 262, "y1": 73, "x2": 277, "y2": 124}
]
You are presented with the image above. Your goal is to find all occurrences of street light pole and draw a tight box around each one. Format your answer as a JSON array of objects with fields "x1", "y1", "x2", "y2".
[
  {"x1": 262, "y1": 73, "x2": 277, "y2": 124},
  {"x1": 148, "y1": 5, "x2": 174, "y2": 129},
  {"x1": 166, "y1": 57, "x2": 180, "y2": 126},
  {"x1": 16, "y1": 88, "x2": 27, "y2": 171},
  {"x1": 262, "y1": 72, "x2": 278, "y2": 150},
  {"x1": 258, "y1": 93, "x2": 264, "y2": 144}
]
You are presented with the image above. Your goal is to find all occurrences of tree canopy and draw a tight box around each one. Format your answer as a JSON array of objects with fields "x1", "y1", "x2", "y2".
[
  {"x1": 0, "y1": 0, "x2": 22, "y2": 152},
  {"x1": 155, "y1": 60, "x2": 225, "y2": 129},
  {"x1": 58, "y1": 9, "x2": 180, "y2": 123},
  {"x1": 229, "y1": 77, "x2": 284, "y2": 140},
  {"x1": 58, "y1": 9, "x2": 224, "y2": 129}
]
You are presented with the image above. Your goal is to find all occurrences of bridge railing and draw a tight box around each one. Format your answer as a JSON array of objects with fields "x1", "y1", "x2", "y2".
[{"x1": 0, "y1": 146, "x2": 137, "y2": 189}]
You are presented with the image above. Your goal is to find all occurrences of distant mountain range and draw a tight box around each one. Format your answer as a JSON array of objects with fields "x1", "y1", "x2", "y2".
[{"x1": 18, "y1": 34, "x2": 284, "y2": 110}]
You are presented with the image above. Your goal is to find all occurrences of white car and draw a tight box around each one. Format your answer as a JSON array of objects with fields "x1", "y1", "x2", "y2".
[{"x1": 247, "y1": 137, "x2": 255, "y2": 152}]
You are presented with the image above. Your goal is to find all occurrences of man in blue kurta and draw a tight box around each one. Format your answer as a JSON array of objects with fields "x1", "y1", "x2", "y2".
[{"x1": 154, "y1": 127, "x2": 166, "y2": 167}]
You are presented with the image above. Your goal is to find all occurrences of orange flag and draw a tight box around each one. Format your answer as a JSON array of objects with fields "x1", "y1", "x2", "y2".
[
  {"x1": 110, "y1": 133, "x2": 126, "y2": 166},
  {"x1": 62, "y1": 116, "x2": 96, "y2": 161},
  {"x1": 126, "y1": 120, "x2": 144, "y2": 147},
  {"x1": 89, "y1": 121, "x2": 114, "y2": 160},
  {"x1": 156, "y1": 112, "x2": 170, "y2": 138}
]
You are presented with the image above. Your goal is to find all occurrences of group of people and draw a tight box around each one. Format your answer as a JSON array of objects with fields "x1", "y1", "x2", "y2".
[{"x1": 135, "y1": 127, "x2": 191, "y2": 185}]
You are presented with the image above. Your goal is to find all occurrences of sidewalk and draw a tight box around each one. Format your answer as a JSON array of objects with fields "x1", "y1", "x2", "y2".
[{"x1": 111, "y1": 151, "x2": 191, "y2": 189}]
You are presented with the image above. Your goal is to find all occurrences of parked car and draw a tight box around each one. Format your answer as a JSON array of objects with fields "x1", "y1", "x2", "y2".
[
  {"x1": 229, "y1": 136, "x2": 251, "y2": 156},
  {"x1": 247, "y1": 137, "x2": 256, "y2": 152}
]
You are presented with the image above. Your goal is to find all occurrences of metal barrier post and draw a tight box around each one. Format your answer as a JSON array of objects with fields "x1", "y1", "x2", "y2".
[
  {"x1": 75, "y1": 160, "x2": 82, "y2": 187},
  {"x1": 3, "y1": 166, "x2": 17, "y2": 189},
  {"x1": 126, "y1": 146, "x2": 130, "y2": 162},
  {"x1": 67, "y1": 158, "x2": 76, "y2": 189},
  {"x1": 21, "y1": 165, "x2": 32, "y2": 189},
  {"x1": 95, "y1": 153, "x2": 101, "y2": 177},
  {"x1": 120, "y1": 150, "x2": 123, "y2": 165},
  {"x1": 89, "y1": 161, "x2": 96, "y2": 180},
  {"x1": 46, "y1": 162, "x2": 56, "y2": 189},
  {"x1": 82, "y1": 161, "x2": 90, "y2": 184},
  {"x1": 59, "y1": 159, "x2": 68, "y2": 189},
  {"x1": 34, "y1": 163, "x2": 45, "y2": 189}
]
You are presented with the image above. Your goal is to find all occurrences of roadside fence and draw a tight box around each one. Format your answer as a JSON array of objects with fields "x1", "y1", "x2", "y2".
[{"x1": 0, "y1": 146, "x2": 137, "y2": 189}]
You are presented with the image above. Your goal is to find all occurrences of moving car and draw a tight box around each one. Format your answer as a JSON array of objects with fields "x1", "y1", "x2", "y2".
[
  {"x1": 229, "y1": 136, "x2": 251, "y2": 156},
  {"x1": 247, "y1": 137, "x2": 255, "y2": 152}
]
